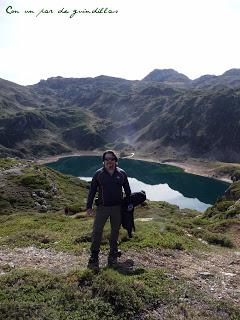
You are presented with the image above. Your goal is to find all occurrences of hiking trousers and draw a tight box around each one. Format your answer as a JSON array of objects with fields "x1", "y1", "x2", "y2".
[{"x1": 90, "y1": 205, "x2": 121, "y2": 254}]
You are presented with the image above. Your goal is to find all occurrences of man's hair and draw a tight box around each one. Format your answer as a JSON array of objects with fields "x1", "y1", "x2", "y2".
[{"x1": 102, "y1": 150, "x2": 118, "y2": 162}]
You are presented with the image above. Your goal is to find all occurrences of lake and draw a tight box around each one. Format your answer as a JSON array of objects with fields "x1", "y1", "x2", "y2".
[{"x1": 46, "y1": 156, "x2": 230, "y2": 212}]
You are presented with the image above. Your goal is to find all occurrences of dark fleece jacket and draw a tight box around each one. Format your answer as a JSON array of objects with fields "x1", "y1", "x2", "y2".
[{"x1": 86, "y1": 167, "x2": 131, "y2": 209}]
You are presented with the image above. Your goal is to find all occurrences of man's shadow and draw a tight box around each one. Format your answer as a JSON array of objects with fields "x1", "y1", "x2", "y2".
[{"x1": 113, "y1": 259, "x2": 145, "y2": 276}]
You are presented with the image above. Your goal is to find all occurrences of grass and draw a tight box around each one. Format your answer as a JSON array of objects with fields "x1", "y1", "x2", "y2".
[
  {"x1": 0, "y1": 157, "x2": 25, "y2": 170},
  {"x1": 0, "y1": 211, "x2": 201, "y2": 252},
  {"x1": 121, "y1": 219, "x2": 205, "y2": 251},
  {"x1": 0, "y1": 163, "x2": 89, "y2": 214},
  {"x1": 204, "y1": 180, "x2": 240, "y2": 221},
  {"x1": 0, "y1": 267, "x2": 239, "y2": 320},
  {"x1": 0, "y1": 202, "x2": 237, "y2": 253},
  {"x1": 16, "y1": 172, "x2": 52, "y2": 190},
  {"x1": 0, "y1": 213, "x2": 93, "y2": 252},
  {"x1": 0, "y1": 268, "x2": 175, "y2": 320},
  {"x1": 214, "y1": 163, "x2": 240, "y2": 177}
]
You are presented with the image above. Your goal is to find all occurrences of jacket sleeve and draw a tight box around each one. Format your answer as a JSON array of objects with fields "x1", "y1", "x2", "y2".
[
  {"x1": 86, "y1": 173, "x2": 98, "y2": 209},
  {"x1": 123, "y1": 172, "x2": 131, "y2": 200}
]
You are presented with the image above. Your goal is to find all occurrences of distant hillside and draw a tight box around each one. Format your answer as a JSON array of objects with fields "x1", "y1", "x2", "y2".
[
  {"x1": 1, "y1": 69, "x2": 240, "y2": 161},
  {"x1": 205, "y1": 169, "x2": 240, "y2": 219},
  {"x1": 0, "y1": 158, "x2": 88, "y2": 214}
]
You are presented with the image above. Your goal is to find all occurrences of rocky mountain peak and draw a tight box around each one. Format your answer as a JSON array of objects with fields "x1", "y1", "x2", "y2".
[{"x1": 142, "y1": 69, "x2": 191, "y2": 83}]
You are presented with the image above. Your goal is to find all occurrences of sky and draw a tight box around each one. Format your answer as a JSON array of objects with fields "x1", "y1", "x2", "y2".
[{"x1": 1, "y1": 0, "x2": 240, "y2": 85}]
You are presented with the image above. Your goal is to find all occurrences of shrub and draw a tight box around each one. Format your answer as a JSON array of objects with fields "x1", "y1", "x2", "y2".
[
  {"x1": 68, "y1": 203, "x2": 84, "y2": 214},
  {"x1": 203, "y1": 232, "x2": 234, "y2": 248},
  {"x1": 0, "y1": 197, "x2": 11, "y2": 212},
  {"x1": 0, "y1": 268, "x2": 178, "y2": 320},
  {"x1": 215, "y1": 201, "x2": 235, "y2": 212},
  {"x1": 17, "y1": 173, "x2": 51, "y2": 190}
]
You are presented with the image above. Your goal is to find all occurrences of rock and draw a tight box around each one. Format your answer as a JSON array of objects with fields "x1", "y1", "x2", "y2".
[
  {"x1": 135, "y1": 218, "x2": 153, "y2": 222},
  {"x1": 186, "y1": 233, "x2": 193, "y2": 237},
  {"x1": 34, "y1": 202, "x2": 41, "y2": 208},
  {"x1": 199, "y1": 272, "x2": 214, "y2": 279},
  {"x1": 38, "y1": 198, "x2": 46, "y2": 205},
  {"x1": 35, "y1": 189, "x2": 46, "y2": 197},
  {"x1": 222, "y1": 272, "x2": 236, "y2": 277},
  {"x1": 39, "y1": 205, "x2": 48, "y2": 212},
  {"x1": 197, "y1": 238, "x2": 208, "y2": 245},
  {"x1": 50, "y1": 186, "x2": 58, "y2": 195}
]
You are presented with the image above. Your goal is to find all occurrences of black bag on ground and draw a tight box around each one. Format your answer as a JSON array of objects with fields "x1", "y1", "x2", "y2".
[{"x1": 121, "y1": 191, "x2": 146, "y2": 238}]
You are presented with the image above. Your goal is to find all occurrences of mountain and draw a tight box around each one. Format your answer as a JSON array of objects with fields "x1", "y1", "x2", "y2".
[
  {"x1": 192, "y1": 69, "x2": 240, "y2": 89},
  {"x1": 142, "y1": 69, "x2": 191, "y2": 87},
  {"x1": 222, "y1": 68, "x2": 240, "y2": 77},
  {"x1": 0, "y1": 78, "x2": 42, "y2": 114},
  {"x1": 0, "y1": 69, "x2": 240, "y2": 162}
]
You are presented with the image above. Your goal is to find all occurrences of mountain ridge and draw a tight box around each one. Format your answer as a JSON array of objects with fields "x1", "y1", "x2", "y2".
[{"x1": 1, "y1": 68, "x2": 240, "y2": 162}]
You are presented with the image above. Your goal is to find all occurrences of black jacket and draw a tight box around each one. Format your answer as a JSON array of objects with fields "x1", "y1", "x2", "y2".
[
  {"x1": 121, "y1": 191, "x2": 146, "y2": 238},
  {"x1": 86, "y1": 167, "x2": 131, "y2": 209}
]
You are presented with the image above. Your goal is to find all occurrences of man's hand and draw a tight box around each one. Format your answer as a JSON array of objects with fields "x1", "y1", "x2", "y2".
[
  {"x1": 87, "y1": 208, "x2": 94, "y2": 216},
  {"x1": 127, "y1": 203, "x2": 134, "y2": 211}
]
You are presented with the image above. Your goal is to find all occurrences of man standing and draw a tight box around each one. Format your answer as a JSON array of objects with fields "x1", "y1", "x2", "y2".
[{"x1": 86, "y1": 150, "x2": 131, "y2": 270}]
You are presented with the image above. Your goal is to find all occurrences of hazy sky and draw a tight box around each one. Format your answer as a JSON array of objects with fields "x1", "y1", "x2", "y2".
[{"x1": 1, "y1": 0, "x2": 240, "y2": 85}]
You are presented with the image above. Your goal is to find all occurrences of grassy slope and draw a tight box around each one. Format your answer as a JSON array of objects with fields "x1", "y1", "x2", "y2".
[{"x1": 0, "y1": 158, "x2": 239, "y2": 319}]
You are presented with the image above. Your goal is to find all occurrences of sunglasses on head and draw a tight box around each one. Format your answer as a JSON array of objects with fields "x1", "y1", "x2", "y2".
[{"x1": 104, "y1": 157, "x2": 116, "y2": 161}]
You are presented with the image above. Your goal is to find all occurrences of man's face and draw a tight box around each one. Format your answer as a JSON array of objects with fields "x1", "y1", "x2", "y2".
[{"x1": 104, "y1": 153, "x2": 116, "y2": 170}]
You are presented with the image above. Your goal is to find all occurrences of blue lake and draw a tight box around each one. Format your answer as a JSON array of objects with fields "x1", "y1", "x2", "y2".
[{"x1": 46, "y1": 156, "x2": 230, "y2": 212}]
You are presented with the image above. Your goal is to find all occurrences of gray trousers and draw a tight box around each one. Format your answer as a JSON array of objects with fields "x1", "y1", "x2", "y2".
[{"x1": 90, "y1": 205, "x2": 121, "y2": 254}]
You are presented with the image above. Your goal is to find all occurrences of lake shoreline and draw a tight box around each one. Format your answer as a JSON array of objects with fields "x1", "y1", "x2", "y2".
[
  {"x1": 37, "y1": 151, "x2": 232, "y2": 183},
  {"x1": 131, "y1": 154, "x2": 232, "y2": 183}
]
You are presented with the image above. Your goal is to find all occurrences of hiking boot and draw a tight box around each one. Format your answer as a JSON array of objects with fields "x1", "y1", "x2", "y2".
[
  {"x1": 87, "y1": 254, "x2": 99, "y2": 271},
  {"x1": 107, "y1": 255, "x2": 118, "y2": 268},
  {"x1": 116, "y1": 249, "x2": 122, "y2": 258},
  {"x1": 107, "y1": 250, "x2": 121, "y2": 268}
]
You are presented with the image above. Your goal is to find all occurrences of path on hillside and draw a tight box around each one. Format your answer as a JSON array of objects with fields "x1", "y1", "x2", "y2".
[{"x1": 0, "y1": 246, "x2": 239, "y2": 307}]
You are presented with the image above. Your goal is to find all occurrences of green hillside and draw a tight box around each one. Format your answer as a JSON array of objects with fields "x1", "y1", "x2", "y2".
[{"x1": 0, "y1": 158, "x2": 239, "y2": 319}]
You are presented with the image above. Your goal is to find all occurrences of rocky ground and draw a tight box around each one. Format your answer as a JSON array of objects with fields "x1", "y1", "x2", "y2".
[{"x1": 0, "y1": 246, "x2": 239, "y2": 308}]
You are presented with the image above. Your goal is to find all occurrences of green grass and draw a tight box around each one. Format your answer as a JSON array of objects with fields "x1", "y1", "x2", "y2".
[
  {"x1": 0, "y1": 268, "x2": 239, "y2": 320},
  {"x1": 0, "y1": 268, "x2": 175, "y2": 320},
  {"x1": 16, "y1": 173, "x2": 51, "y2": 190},
  {"x1": 0, "y1": 213, "x2": 93, "y2": 252},
  {"x1": 0, "y1": 157, "x2": 24, "y2": 170},
  {"x1": 0, "y1": 196, "x2": 12, "y2": 211},
  {"x1": 0, "y1": 204, "x2": 210, "y2": 253},
  {"x1": 0, "y1": 197, "x2": 238, "y2": 252},
  {"x1": 1, "y1": 163, "x2": 89, "y2": 214},
  {"x1": 121, "y1": 219, "x2": 205, "y2": 251},
  {"x1": 0, "y1": 213, "x2": 169, "y2": 252}
]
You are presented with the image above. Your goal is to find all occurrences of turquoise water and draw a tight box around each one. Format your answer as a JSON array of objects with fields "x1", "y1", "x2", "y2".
[{"x1": 46, "y1": 156, "x2": 230, "y2": 212}]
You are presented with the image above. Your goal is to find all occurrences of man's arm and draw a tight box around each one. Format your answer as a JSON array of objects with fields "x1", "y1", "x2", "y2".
[{"x1": 86, "y1": 173, "x2": 98, "y2": 212}]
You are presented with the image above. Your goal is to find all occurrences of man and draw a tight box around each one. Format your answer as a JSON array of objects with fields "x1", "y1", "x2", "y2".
[{"x1": 86, "y1": 150, "x2": 131, "y2": 270}]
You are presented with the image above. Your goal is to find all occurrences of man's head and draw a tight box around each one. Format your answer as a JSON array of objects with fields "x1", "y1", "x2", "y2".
[{"x1": 102, "y1": 150, "x2": 118, "y2": 171}]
